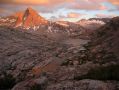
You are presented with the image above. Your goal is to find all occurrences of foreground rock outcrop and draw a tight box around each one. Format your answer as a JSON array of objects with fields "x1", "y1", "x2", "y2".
[{"x1": 46, "y1": 79, "x2": 118, "y2": 90}]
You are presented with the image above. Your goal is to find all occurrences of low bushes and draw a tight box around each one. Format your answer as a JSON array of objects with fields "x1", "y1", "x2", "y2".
[
  {"x1": 0, "y1": 72, "x2": 16, "y2": 89},
  {"x1": 31, "y1": 84, "x2": 42, "y2": 90},
  {"x1": 74, "y1": 64, "x2": 119, "y2": 81}
]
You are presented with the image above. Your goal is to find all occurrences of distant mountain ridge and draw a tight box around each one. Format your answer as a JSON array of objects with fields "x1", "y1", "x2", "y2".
[
  {"x1": 0, "y1": 7, "x2": 112, "y2": 39},
  {"x1": 88, "y1": 18, "x2": 111, "y2": 23}
]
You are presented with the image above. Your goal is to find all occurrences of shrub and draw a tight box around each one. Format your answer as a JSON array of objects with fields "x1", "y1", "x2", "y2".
[
  {"x1": 74, "y1": 64, "x2": 119, "y2": 81},
  {"x1": 0, "y1": 73, "x2": 16, "y2": 89},
  {"x1": 61, "y1": 60, "x2": 70, "y2": 66},
  {"x1": 31, "y1": 84, "x2": 42, "y2": 90},
  {"x1": 97, "y1": 31, "x2": 106, "y2": 37}
]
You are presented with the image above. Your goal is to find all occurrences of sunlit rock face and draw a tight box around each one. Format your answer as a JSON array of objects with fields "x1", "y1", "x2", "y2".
[
  {"x1": 14, "y1": 7, "x2": 48, "y2": 29},
  {"x1": 13, "y1": 12, "x2": 24, "y2": 27}
]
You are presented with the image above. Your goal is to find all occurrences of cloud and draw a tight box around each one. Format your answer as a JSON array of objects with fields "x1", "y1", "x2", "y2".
[
  {"x1": 100, "y1": 5, "x2": 108, "y2": 10},
  {"x1": 67, "y1": 12, "x2": 84, "y2": 18},
  {"x1": 59, "y1": 12, "x2": 85, "y2": 19},
  {"x1": 96, "y1": 13, "x2": 117, "y2": 18},
  {"x1": 0, "y1": 0, "x2": 74, "y2": 14},
  {"x1": 49, "y1": 16, "x2": 58, "y2": 21},
  {"x1": 0, "y1": 0, "x2": 111, "y2": 15},
  {"x1": 108, "y1": 0, "x2": 119, "y2": 5},
  {"x1": 0, "y1": 8, "x2": 5, "y2": 12},
  {"x1": 68, "y1": 0, "x2": 108, "y2": 10},
  {"x1": 0, "y1": 0, "x2": 109, "y2": 10},
  {"x1": 0, "y1": 8, "x2": 13, "y2": 16},
  {"x1": 0, "y1": 0, "x2": 74, "y2": 7},
  {"x1": 0, "y1": 0, "x2": 118, "y2": 21},
  {"x1": 49, "y1": 12, "x2": 85, "y2": 22},
  {"x1": 49, "y1": 16, "x2": 66, "y2": 21}
]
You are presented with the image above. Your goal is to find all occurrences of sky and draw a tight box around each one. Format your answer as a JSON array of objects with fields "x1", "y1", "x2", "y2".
[{"x1": 0, "y1": 0, "x2": 119, "y2": 22}]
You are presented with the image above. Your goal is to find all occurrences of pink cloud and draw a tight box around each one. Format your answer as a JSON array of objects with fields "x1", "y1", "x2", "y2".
[
  {"x1": 0, "y1": 8, "x2": 13, "y2": 16},
  {"x1": 100, "y1": 5, "x2": 108, "y2": 10},
  {"x1": 0, "y1": 0, "x2": 108, "y2": 10},
  {"x1": 108, "y1": 0, "x2": 119, "y2": 5},
  {"x1": 0, "y1": 0, "x2": 74, "y2": 7},
  {"x1": 89, "y1": 0, "x2": 107, "y2": 3},
  {"x1": 0, "y1": 0, "x2": 110, "y2": 12},
  {"x1": 96, "y1": 13, "x2": 117, "y2": 18},
  {"x1": 67, "y1": 12, "x2": 84, "y2": 18},
  {"x1": 68, "y1": 0, "x2": 108, "y2": 10}
]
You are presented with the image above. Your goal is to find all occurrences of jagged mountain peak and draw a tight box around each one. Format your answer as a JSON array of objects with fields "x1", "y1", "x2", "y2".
[
  {"x1": 14, "y1": 7, "x2": 48, "y2": 29},
  {"x1": 25, "y1": 7, "x2": 39, "y2": 16},
  {"x1": 13, "y1": 11, "x2": 24, "y2": 18},
  {"x1": 13, "y1": 7, "x2": 38, "y2": 18},
  {"x1": 27, "y1": 7, "x2": 35, "y2": 11}
]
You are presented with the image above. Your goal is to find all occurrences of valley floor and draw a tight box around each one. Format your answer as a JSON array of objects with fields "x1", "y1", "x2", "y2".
[{"x1": 0, "y1": 26, "x2": 119, "y2": 90}]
